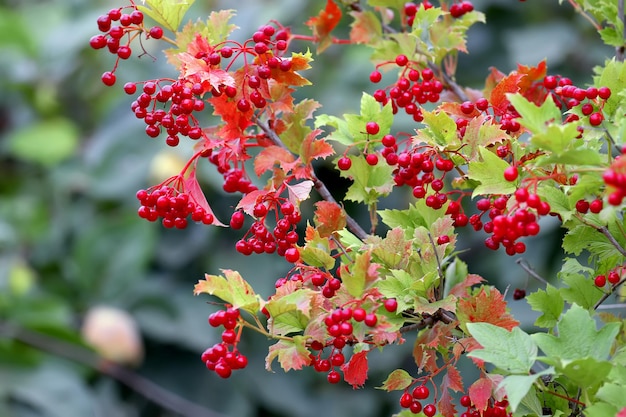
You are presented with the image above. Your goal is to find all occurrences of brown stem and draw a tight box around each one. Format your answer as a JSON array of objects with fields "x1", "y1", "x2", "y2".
[
  {"x1": 254, "y1": 117, "x2": 369, "y2": 240},
  {"x1": 0, "y1": 322, "x2": 228, "y2": 417},
  {"x1": 594, "y1": 276, "x2": 626, "y2": 310},
  {"x1": 427, "y1": 61, "x2": 469, "y2": 102},
  {"x1": 399, "y1": 308, "x2": 457, "y2": 334},
  {"x1": 516, "y1": 258, "x2": 549, "y2": 285}
]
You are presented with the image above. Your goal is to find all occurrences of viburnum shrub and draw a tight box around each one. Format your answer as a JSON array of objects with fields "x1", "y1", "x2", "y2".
[{"x1": 90, "y1": 1, "x2": 626, "y2": 416}]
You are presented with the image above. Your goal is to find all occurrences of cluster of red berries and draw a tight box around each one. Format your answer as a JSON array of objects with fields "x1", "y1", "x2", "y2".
[
  {"x1": 370, "y1": 56, "x2": 444, "y2": 121},
  {"x1": 89, "y1": 6, "x2": 163, "y2": 86},
  {"x1": 126, "y1": 79, "x2": 206, "y2": 146},
  {"x1": 603, "y1": 153, "x2": 626, "y2": 206},
  {"x1": 136, "y1": 185, "x2": 214, "y2": 228},
  {"x1": 472, "y1": 189, "x2": 548, "y2": 255},
  {"x1": 543, "y1": 75, "x2": 611, "y2": 126},
  {"x1": 202, "y1": 307, "x2": 248, "y2": 378},
  {"x1": 233, "y1": 201, "x2": 302, "y2": 259},
  {"x1": 449, "y1": 1, "x2": 475, "y2": 18},
  {"x1": 574, "y1": 197, "x2": 604, "y2": 214},
  {"x1": 459, "y1": 395, "x2": 511, "y2": 417},
  {"x1": 403, "y1": 1, "x2": 433, "y2": 27},
  {"x1": 594, "y1": 266, "x2": 623, "y2": 288},
  {"x1": 399, "y1": 384, "x2": 436, "y2": 416}
]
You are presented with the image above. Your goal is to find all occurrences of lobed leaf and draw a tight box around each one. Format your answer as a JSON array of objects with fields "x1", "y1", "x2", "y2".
[{"x1": 194, "y1": 270, "x2": 259, "y2": 314}]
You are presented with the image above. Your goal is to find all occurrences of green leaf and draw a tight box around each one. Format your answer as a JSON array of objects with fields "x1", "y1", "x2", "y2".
[
  {"x1": 417, "y1": 110, "x2": 460, "y2": 148},
  {"x1": 265, "y1": 335, "x2": 311, "y2": 372},
  {"x1": 513, "y1": 384, "x2": 546, "y2": 417},
  {"x1": 379, "y1": 200, "x2": 447, "y2": 236},
  {"x1": 595, "y1": 59, "x2": 626, "y2": 117},
  {"x1": 377, "y1": 369, "x2": 414, "y2": 391},
  {"x1": 299, "y1": 245, "x2": 335, "y2": 270},
  {"x1": 507, "y1": 93, "x2": 562, "y2": 135},
  {"x1": 378, "y1": 269, "x2": 417, "y2": 311},
  {"x1": 558, "y1": 273, "x2": 603, "y2": 310},
  {"x1": 8, "y1": 118, "x2": 78, "y2": 166},
  {"x1": 537, "y1": 185, "x2": 573, "y2": 222},
  {"x1": 137, "y1": 0, "x2": 195, "y2": 33},
  {"x1": 530, "y1": 123, "x2": 580, "y2": 156},
  {"x1": 526, "y1": 285, "x2": 564, "y2": 328},
  {"x1": 342, "y1": 252, "x2": 378, "y2": 298},
  {"x1": 500, "y1": 368, "x2": 554, "y2": 412},
  {"x1": 561, "y1": 357, "x2": 613, "y2": 391},
  {"x1": 193, "y1": 270, "x2": 260, "y2": 314},
  {"x1": 562, "y1": 222, "x2": 626, "y2": 272},
  {"x1": 531, "y1": 304, "x2": 620, "y2": 363},
  {"x1": 467, "y1": 147, "x2": 517, "y2": 197},
  {"x1": 443, "y1": 257, "x2": 469, "y2": 298},
  {"x1": 466, "y1": 323, "x2": 537, "y2": 374},
  {"x1": 339, "y1": 155, "x2": 395, "y2": 204},
  {"x1": 597, "y1": 382, "x2": 626, "y2": 409},
  {"x1": 265, "y1": 287, "x2": 316, "y2": 335}
]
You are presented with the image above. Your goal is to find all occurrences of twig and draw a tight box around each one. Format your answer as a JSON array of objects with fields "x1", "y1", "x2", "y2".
[
  {"x1": 516, "y1": 258, "x2": 549, "y2": 285},
  {"x1": 399, "y1": 308, "x2": 456, "y2": 334},
  {"x1": 597, "y1": 225, "x2": 626, "y2": 257},
  {"x1": 618, "y1": 0, "x2": 625, "y2": 61},
  {"x1": 593, "y1": 276, "x2": 626, "y2": 310},
  {"x1": 0, "y1": 322, "x2": 228, "y2": 417},
  {"x1": 427, "y1": 61, "x2": 469, "y2": 103},
  {"x1": 254, "y1": 117, "x2": 369, "y2": 241}
]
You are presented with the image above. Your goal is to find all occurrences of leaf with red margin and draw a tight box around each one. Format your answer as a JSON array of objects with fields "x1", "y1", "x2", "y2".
[
  {"x1": 266, "y1": 51, "x2": 313, "y2": 87},
  {"x1": 468, "y1": 377, "x2": 493, "y2": 412},
  {"x1": 489, "y1": 72, "x2": 524, "y2": 116},
  {"x1": 457, "y1": 286, "x2": 519, "y2": 333},
  {"x1": 254, "y1": 145, "x2": 296, "y2": 177},
  {"x1": 349, "y1": 10, "x2": 382, "y2": 45},
  {"x1": 483, "y1": 66, "x2": 506, "y2": 98},
  {"x1": 341, "y1": 350, "x2": 369, "y2": 388},
  {"x1": 178, "y1": 52, "x2": 235, "y2": 91},
  {"x1": 301, "y1": 128, "x2": 334, "y2": 165},
  {"x1": 443, "y1": 365, "x2": 464, "y2": 393},
  {"x1": 438, "y1": 388, "x2": 458, "y2": 417},
  {"x1": 377, "y1": 369, "x2": 414, "y2": 391},
  {"x1": 305, "y1": 0, "x2": 342, "y2": 53},
  {"x1": 236, "y1": 189, "x2": 268, "y2": 216},
  {"x1": 184, "y1": 171, "x2": 225, "y2": 226},
  {"x1": 314, "y1": 201, "x2": 347, "y2": 237},
  {"x1": 193, "y1": 269, "x2": 259, "y2": 313},
  {"x1": 449, "y1": 273, "x2": 485, "y2": 297},
  {"x1": 265, "y1": 336, "x2": 311, "y2": 372}
]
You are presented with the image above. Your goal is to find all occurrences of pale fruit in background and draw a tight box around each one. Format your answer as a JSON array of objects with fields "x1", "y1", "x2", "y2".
[{"x1": 81, "y1": 306, "x2": 144, "y2": 366}]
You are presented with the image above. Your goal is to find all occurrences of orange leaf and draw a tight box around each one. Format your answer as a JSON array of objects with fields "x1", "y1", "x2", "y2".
[
  {"x1": 314, "y1": 201, "x2": 347, "y2": 237},
  {"x1": 468, "y1": 377, "x2": 493, "y2": 411},
  {"x1": 305, "y1": 0, "x2": 342, "y2": 53},
  {"x1": 457, "y1": 287, "x2": 519, "y2": 332},
  {"x1": 301, "y1": 128, "x2": 334, "y2": 165},
  {"x1": 489, "y1": 72, "x2": 524, "y2": 116},
  {"x1": 438, "y1": 389, "x2": 458, "y2": 417},
  {"x1": 449, "y1": 273, "x2": 485, "y2": 297},
  {"x1": 349, "y1": 10, "x2": 381, "y2": 45},
  {"x1": 517, "y1": 60, "x2": 547, "y2": 91},
  {"x1": 254, "y1": 145, "x2": 296, "y2": 177},
  {"x1": 209, "y1": 94, "x2": 253, "y2": 139},
  {"x1": 443, "y1": 365, "x2": 464, "y2": 393},
  {"x1": 341, "y1": 350, "x2": 369, "y2": 388}
]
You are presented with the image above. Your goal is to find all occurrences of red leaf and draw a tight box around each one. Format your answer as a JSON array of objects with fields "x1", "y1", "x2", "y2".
[
  {"x1": 438, "y1": 389, "x2": 458, "y2": 417},
  {"x1": 254, "y1": 145, "x2": 296, "y2": 177},
  {"x1": 314, "y1": 201, "x2": 347, "y2": 237},
  {"x1": 468, "y1": 377, "x2": 493, "y2": 412},
  {"x1": 236, "y1": 189, "x2": 268, "y2": 216},
  {"x1": 341, "y1": 350, "x2": 368, "y2": 388},
  {"x1": 301, "y1": 128, "x2": 334, "y2": 166},
  {"x1": 184, "y1": 171, "x2": 225, "y2": 226},
  {"x1": 349, "y1": 11, "x2": 381, "y2": 45},
  {"x1": 517, "y1": 60, "x2": 547, "y2": 91},
  {"x1": 209, "y1": 94, "x2": 253, "y2": 139},
  {"x1": 305, "y1": 0, "x2": 342, "y2": 53},
  {"x1": 449, "y1": 273, "x2": 485, "y2": 297},
  {"x1": 457, "y1": 286, "x2": 519, "y2": 332},
  {"x1": 489, "y1": 72, "x2": 524, "y2": 116},
  {"x1": 443, "y1": 365, "x2": 464, "y2": 393}
]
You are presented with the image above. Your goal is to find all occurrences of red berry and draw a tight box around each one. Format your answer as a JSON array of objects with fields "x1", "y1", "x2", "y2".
[
  {"x1": 412, "y1": 385, "x2": 429, "y2": 400},
  {"x1": 384, "y1": 298, "x2": 398, "y2": 312},
  {"x1": 337, "y1": 157, "x2": 352, "y2": 170},
  {"x1": 352, "y1": 307, "x2": 366, "y2": 322},
  {"x1": 503, "y1": 165, "x2": 519, "y2": 182},
  {"x1": 589, "y1": 198, "x2": 603, "y2": 213},
  {"x1": 364, "y1": 313, "x2": 378, "y2": 327},
  {"x1": 284, "y1": 247, "x2": 300, "y2": 263},
  {"x1": 513, "y1": 288, "x2": 526, "y2": 300},
  {"x1": 409, "y1": 401, "x2": 422, "y2": 414},
  {"x1": 575, "y1": 199, "x2": 589, "y2": 213},
  {"x1": 589, "y1": 112, "x2": 604, "y2": 126},
  {"x1": 395, "y1": 54, "x2": 409, "y2": 66},
  {"x1": 366, "y1": 121, "x2": 380, "y2": 135},
  {"x1": 149, "y1": 26, "x2": 164, "y2": 39},
  {"x1": 423, "y1": 403, "x2": 437, "y2": 417},
  {"x1": 608, "y1": 271, "x2": 620, "y2": 285},
  {"x1": 594, "y1": 274, "x2": 606, "y2": 287},
  {"x1": 369, "y1": 70, "x2": 382, "y2": 83},
  {"x1": 101, "y1": 71, "x2": 116, "y2": 86},
  {"x1": 214, "y1": 362, "x2": 232, "y2": 378},
  {"x1": 598, "y1": 86, "x2": 611, "y2": 100},
  {"x1": 237, "y1": 98, "x2": 251, "y2": 112},
  {"x1": 460, "y1": 395, "x2": 472, "y2": 408},
  {"x1": 365, "y1": 153, "x2": 379, "y2": 166},
  {"x1": 327, "y1": 370, "x2": 341, "y2": 384},
  {"x1": 400, "y1": 392, "x2": 413, "y2": 408}
]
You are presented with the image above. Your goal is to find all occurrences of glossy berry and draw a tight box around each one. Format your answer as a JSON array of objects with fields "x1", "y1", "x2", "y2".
[
  {"x1": 101, "y1": 71, "x2": 116, "y2": 86},
  {"x1": 365, "y1": 153, "x2": 379, "y2": 166},
  {"x1": 395, "y1": 54, "x2": 409, "y2": 66},
  {"x1": 412, "y1": 385, "x2": 429, "y2": 400},
  {"x1": 327, "y1": 370, "x2": 341, "y2": 384},
  {"x1": 503, "y1": 165, "x2": 519, "y2": 182},
  {"x1": 369, "y1": 70, "x2": 382, "y2": 83},
  {"x1": 608, "y1": 271, "x2": 620, "y2": 285},
  {"x1": 149, "y1": 26, "x2": 164, "y2": 39},
  {"x1": 460, "y1": 395, "x2": 472, "y2": 408},
  {"x1": 384, "y1": 298, "x2": 398, "y2": 312},
  {"x1": 513, "y1": 288, "x2": 526, "y2": 300},
  {"x1": 284, "y1": 247, "x2": 300, "y2": 263},
  {"x1": 423, "y1": 403, "x2": 437, "y2": 417},
  {"x1": 366, "y1": 121, "x2": 380, "y2": 135},
  {"x1": 594, "y1": 274, "x2": 606, "y2": 287},
  {"x1": 589, "y1": 198, "x2": 603, "y2": 213},
  {"x1": 337, "y1": 157, "x2": 352, "y2": 171}
]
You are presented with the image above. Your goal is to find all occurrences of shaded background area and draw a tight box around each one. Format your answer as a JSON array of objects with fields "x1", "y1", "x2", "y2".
[{"x1": 0, "y1": 1, "x2": 610, "y2": 416}]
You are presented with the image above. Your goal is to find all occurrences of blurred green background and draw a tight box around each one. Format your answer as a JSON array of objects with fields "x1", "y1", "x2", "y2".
[{"x1": 0, "y1": 1, "x2": 610, "y2": 416}]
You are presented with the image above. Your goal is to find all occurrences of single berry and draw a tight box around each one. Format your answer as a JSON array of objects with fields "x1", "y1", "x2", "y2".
[
  {"x1": 366, "y1": 121, "x2": 380, "y2": 135},
  {"x1": 513, "y1": 288, "x2": 526, "y2": 300},
  {"x1": 608, "y1": 271, "x2": 620, "y2": 285},
  {"x1": 337, "y1": 157, "x2": 352, "y2": 171},
  {"x1": 589, "y1": 198, "x2": 603, "y2": 213},
  {"x1": 423, "y1": 403, "x2": 437, "y2": 417},
  {"x1": 369, "y1": 70, "x2": 382, "y2": 83},
  {"x1": 594, "y1": 274, "x2": 606, "y2": 287},
  {"x1": 503, "y1": 165, "x2": 519, "y2": 182},
  {"x1": 149, "y1": 26, "x2": 164, "y2": 39},
  {"x1": 284, "y1": 247, "x2": 300, "y2": 263},
  {"x1": 365, "y1": 153, "x2": 379, "y2": 166},
  {"x1": 412, "y1": 385, "x2": 429, "y2": 400},
  {"x1": 384, "y1": 298, "x2": 398, "y2": 312},
  {"x1": 395, "y1": 54, "x2": 409, "y2": 66},
  {"x1": 101, "y1": 71, "x2": 116, "y2": 86}
]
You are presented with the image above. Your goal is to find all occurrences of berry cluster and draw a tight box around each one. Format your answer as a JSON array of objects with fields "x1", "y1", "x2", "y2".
[
  {"x1": 234, "y1": 201, "x2": 302, "y2": 259},
  {"x1": 449, "y1": 1, "x2": 475, "y2": 18},
  {"x1": 574, "y1": 197, "x2": 604, "y2": 214},
  {"x1": 545, "y1": 76, "x2": 611, "y2": 125},
  {"x1": 202, "y1": 307, "x2": 248, "y2": 378},
  {"x1": 126, "y1": 79, "x2": 207, "y2": 146},
  {"x1": 458, "y1": 395, "x2": 511, "y2": 417},
  {"x1": 399, "y1": 384, "x2": 436, "y2": 416},
  {"x1": 370, "y1": 56, "x2": 444, "y2": 121},
  {"x1": 136, "y1": 185, "x2": 214, "y2": 228},
  {"x1": 472, "y1": 189, "x2": 548, "y2": 256},
  {"x1": 89, "y1": 6, "x2": 163, "y2": 86}
]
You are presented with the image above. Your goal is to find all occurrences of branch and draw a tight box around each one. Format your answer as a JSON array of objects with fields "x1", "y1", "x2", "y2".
[
  {"x1": 618, "y1": 0, "x2": 625, "y2": 62},
  {"x1": 516, "y1": 258, "x2": 549, "y2": 285},
  {"x1": 594, "y1": 276, "x2": 626, "y2": 310},
  {"x1": 254, "y1": 117, "x2": 369, "y2": 241},
  {"x1": 427, "y1": 61, "x2": 469, "y2": 103},
  {"x1": 0, "y1": 322, "x2": 229, "y2": 417},
  {"x1": 597, "y1": 225, "x2": 626, "y2": 257},
  {"x1": 399, "y1": 308, "x2": 456, "y2": 334}
]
